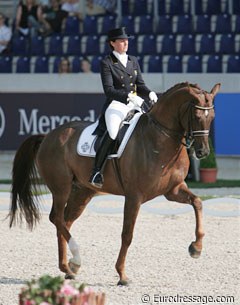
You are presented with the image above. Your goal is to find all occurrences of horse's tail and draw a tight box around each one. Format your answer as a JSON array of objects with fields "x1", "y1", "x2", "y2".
[{"x1": 9, "y1": 134, "x2": 45, "y2": 230}]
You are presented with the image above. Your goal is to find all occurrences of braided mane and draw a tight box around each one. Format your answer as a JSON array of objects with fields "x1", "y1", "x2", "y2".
[{"x1": 162, "y1": 82, "x2": 201, "y2": 98}]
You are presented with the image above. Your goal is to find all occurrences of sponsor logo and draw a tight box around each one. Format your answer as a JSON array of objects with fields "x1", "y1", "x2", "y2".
[
  {"x1": 0, "y1": 106, "x2": 6, "y2": 138},
  {"x1": 18, "y1": 108, "x2": 95, "y2": 135}
]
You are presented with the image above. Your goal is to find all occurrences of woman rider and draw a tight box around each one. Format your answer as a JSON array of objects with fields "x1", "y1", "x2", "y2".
[{"x1": 89, "y1": 27, "x2": 158, "y2": 188}]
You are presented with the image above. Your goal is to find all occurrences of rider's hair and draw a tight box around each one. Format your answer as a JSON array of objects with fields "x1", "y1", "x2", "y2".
[{"x1": 108, "y1": 40, "x2": 115, "y2": 51}]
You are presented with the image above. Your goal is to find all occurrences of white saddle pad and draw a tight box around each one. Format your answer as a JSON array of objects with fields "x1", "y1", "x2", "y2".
[{"x1": 77, "y1": 112, "x2": 142, "y2": 158}]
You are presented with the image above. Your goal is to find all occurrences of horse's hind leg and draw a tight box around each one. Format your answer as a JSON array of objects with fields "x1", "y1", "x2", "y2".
[
  {"x1": 62, "y1": 185, "x2": 96, "y2": 278},
  {"x1": 115, "y1": 197, "x2": 141, "y2": 286},
  {"x1": 165, "y1": 182, "x2": 205, "y2": 258},
  {"x1": 49, "y1": 190, "x2": 74, "y2": 277}
]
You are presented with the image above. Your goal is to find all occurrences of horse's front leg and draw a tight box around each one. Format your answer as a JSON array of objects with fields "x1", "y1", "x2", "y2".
[
  {"x1": 165, "y1": 182, "x2": 205, "y2": 258},
  {"x1": 115, "y1": 197, "x2": 141, "y2": 286}
]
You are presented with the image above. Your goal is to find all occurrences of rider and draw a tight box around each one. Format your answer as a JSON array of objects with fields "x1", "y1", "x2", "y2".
[{"x1": 89, "y1": 27, "x2": 158, "y2": 188}]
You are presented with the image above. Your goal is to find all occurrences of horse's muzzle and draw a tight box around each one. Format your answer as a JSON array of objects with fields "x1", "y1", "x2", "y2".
[{"x1": 195, "y1": 148, "x2": 209, "y2": 159}]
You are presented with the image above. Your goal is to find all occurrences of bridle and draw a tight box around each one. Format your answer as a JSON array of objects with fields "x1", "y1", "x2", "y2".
[
  {"x1": 185, "y1": 102, "x2": 214, "y2": 148},
  {"x1": 148, "y1": 101, "x2": 214, "y2": 149}
]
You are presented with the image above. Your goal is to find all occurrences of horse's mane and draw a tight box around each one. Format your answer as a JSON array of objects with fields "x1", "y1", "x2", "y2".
[{"x1": 161, "y1": 82, "x2": 201, "y2": 98}]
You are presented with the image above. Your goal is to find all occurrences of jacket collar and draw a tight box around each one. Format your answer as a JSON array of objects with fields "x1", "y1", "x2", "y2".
[{"x1": 109, "y1": 53, "x2": 133, "y2": 75}]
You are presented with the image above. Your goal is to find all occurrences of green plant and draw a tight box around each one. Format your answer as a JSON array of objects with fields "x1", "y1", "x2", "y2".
[{"x1": 200, "y1": 138, "x2": 217, "y2": 168}]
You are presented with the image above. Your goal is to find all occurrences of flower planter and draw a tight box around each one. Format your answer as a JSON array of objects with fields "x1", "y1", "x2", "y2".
[
  {"x1": 19, "y1": 275, "x2": 105, "y2": 305},
  {"x1": 199, "y1": 168, "x2": 217, "y2": 183}
]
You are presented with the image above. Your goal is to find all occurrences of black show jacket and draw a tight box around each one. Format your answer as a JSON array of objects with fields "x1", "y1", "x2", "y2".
[{"x1": 94, "y1": 52, "x2": 151, "y2": 135}]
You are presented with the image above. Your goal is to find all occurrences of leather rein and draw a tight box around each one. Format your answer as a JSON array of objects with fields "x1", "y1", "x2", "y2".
[{"x1": 148, "y1": 102, "x2": 214, "y2": 149}]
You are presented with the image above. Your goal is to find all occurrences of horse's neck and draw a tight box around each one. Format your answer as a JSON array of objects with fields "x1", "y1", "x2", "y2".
[
  {"x1": 135, "y1": 113, "x2": 185, "y2": 170},
  {"x1": 150, "y1": 88, "x2": 189, "y2": 131}
]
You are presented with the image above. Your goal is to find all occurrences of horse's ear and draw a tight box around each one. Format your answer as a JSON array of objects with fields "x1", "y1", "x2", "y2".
[{"x1": 211, "y1": 83, "x2": 221, "y2": 97}]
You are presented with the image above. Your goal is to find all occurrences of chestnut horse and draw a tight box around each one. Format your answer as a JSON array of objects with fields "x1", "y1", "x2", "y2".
[{"x1": 9, "y1": 82, "x2": 220, "y2": 285}]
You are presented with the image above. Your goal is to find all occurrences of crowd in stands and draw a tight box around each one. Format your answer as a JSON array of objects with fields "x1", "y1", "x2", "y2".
[
  {"x1": 14, "y1": 0, "x2": 116, "y2": 37},
  {"x1": 0, "y1": 0, "x2": 240, "y2": 73},
  {"x1": 0, "y1": 12, "x2": 12, "y2": 55}
]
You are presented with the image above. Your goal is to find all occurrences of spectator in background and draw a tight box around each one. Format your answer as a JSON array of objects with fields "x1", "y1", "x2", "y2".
[
  {"x1": 58, "y1": 57, "x2": 71, "y2": 73},
  {"x1": 81, "y1": 57, "x2": 92, "y2": 73},
  {"x1": 86, "y1": 0, "x2": 116, "y2": 15},
  {"x1": 39, "y1": 0, "x2": 50, "y2": 9},
  {"x1": 61, "y1": 0, "x2": 81, "y2": 18},
  {"x1": 40, "y1": 0, "x2": 68, "y2": 35},
  {"x1": 15, "y1": 0, "x2": 43, "y2": 36},
  {"x1": 0, "y1": 13, "x2": 12, "y2": 54}
]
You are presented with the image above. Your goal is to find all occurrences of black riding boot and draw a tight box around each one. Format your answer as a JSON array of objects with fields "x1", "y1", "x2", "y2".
[{"x1": 89, "y1": 133, "x2": 114, "y2": 188}]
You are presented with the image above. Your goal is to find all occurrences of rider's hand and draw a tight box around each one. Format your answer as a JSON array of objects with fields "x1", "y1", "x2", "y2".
[
  {"x1": 149, "y1": 91, "x2": 158, "y2": 103},
  {"x1": 127, "y1": 93, "x2": 144, "y2": 107}
]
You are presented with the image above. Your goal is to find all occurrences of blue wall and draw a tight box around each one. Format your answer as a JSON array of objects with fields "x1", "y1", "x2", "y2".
[{"x1": 215, "y1": 93, "x2": 240, "y2": 156}]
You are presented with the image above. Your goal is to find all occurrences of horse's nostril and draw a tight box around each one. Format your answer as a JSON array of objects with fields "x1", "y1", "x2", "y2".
[{"x1": 196, "y1": 149, "x2": 207, "y2": 159}]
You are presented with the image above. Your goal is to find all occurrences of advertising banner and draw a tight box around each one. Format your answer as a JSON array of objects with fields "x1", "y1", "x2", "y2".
[
  {"x1": 214, "y1": 93, "x2": 240, "y2": 155},
  {"x1": 0, "y1": 93, "x2": 104, "y2": 150}
]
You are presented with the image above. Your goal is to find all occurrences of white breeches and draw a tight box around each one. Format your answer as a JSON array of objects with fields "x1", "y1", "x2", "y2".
[{"x1": 105, "y1": 100, "x2": 138, "y2": 140}]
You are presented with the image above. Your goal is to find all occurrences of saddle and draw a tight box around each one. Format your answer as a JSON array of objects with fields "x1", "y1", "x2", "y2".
[{"x1": 77, "y1": 111, "x2": 142, "y2": 159}]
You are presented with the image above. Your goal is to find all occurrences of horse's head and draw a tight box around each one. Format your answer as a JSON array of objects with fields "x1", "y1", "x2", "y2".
[{"x1": 183, "y1": 83, "x2": 221, "y2": 159}]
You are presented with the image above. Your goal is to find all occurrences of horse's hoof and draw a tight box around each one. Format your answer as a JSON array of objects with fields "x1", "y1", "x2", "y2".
[
  {"x1": 117, "y1": 279, "x2": 130, "y2": 286},
  {"x1": 65, "y1": 273, "x2": 75, "y2": 280},
  {"x1": 188, "y1": 242, "x2": 201, "y2": 259},
  {"x1": 69, "y1": 261, "x2": 81, "y2": 274}
]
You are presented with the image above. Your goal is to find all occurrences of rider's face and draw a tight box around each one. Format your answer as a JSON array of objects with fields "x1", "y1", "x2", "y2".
[{"x1": 110, "y1": 39, "x2": 129, "y2": 54}]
